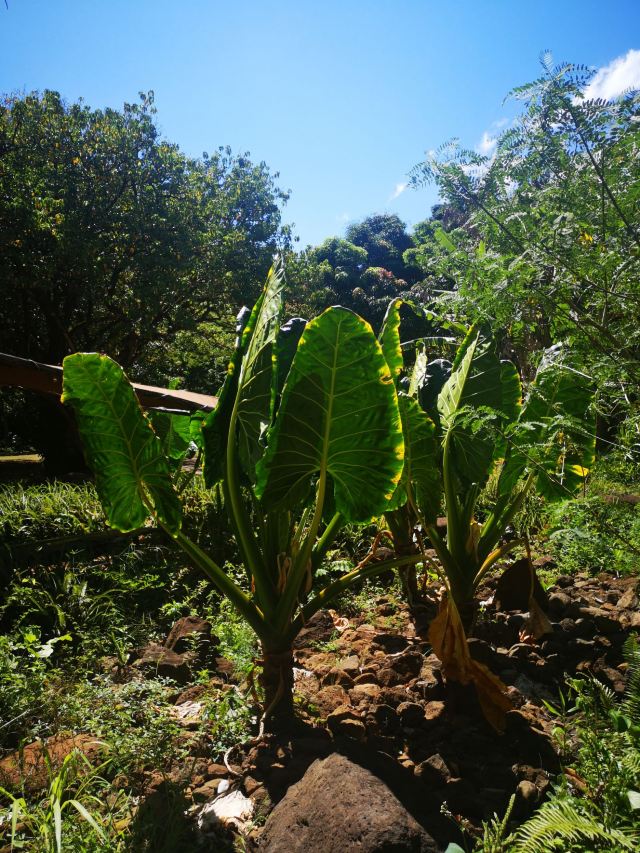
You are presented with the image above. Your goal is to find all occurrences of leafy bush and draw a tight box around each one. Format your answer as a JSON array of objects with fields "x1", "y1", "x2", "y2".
[
  {"x1": 513, "y1": 641, "x2": 640, "y2": 851},
  {"x1": 546, "y1": 496, "x2": 640, "y2": 575}
]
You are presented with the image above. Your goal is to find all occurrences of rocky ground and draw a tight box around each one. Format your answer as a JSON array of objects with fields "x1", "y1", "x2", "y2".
[{"x1": 2, "y1": 565, "x2": 638, "y2": 851}]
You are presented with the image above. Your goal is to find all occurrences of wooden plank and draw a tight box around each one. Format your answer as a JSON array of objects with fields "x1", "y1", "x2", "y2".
[{"x1": 0, "y1": 352, "x2": 217, "y2": 413}]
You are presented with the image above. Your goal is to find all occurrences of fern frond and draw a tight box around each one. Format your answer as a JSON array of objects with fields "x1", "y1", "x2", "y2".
[{"x1": 515, "y1": 798, "x2": 639, "y2": 852}]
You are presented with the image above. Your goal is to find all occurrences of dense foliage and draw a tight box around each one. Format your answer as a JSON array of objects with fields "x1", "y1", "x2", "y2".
[
  {"x1": 409, "y1": 56, "x2": 640, "y2": 445},
  {"x1": 0, "y1": 89, "x2": 291, "y2": 379}
]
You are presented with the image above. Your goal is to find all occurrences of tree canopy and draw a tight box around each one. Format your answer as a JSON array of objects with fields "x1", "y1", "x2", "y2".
[{"x1": 0, "y1": 90, "x2": 291, "y2": 378}]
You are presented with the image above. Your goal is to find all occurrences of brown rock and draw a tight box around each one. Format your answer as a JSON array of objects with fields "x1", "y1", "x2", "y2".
[
  {"x1": 415, "y1": 753, "x2": 453, "y2": 785},
  {"x1": 314, "y1": 685, "x2": 350, "y2": 716},
  {"x1": 304, "y1": 652, "x2": 337, "y2": 675},
  {"x1": 294, "y1": 610, "x2": 336, "y2": 650},
  {"x1": 192, "y1": 778, "x2": 222, "y2": 802},
  {"x1": 618, "y1": 587, "x2": 639, "y2": 610},
  {"x1": 0, "y1": 734, "x2": 105, "y2": 792},
  {"x1": 257, "y1": 753, "x2": 437, "y2": 852},
  {"x1": 244, "y1": 775, "x2": 264, "y2": 796},
  {"x1": 322, "y1": 668, "x2": 354, "y2": 688},
  {"x1": 349, "y1": 683, "x2": 382, "y2": 705},
  {"x1": 424, "y1": 701, "x2": 446, "y2": 722},
  {"x1": 165, "y1": 615, "x2": 213, "y2": 654},
  {"x1": 378, "y1": 685, "x2": 412, "y2": 707},
  {"x1": 353, "y1": 671, "x2": 380, "y2": 685},
  {"x1": 206, "y1": 762, "x2": 229, "y2": 778},
  {"x1": 133, "y1": 642, "x2": 194, "y2": 684},
  {"x1": 389, "y1": 651, "x2": 423, "y2": 680},
  {"x1": 397, "y1": 701, "x2": 425, "y2": 728},
  {"x1": 370, "y1": 703, "x2": 401, "y2": 735},
  {"x1": 337, "y1": 654, "x2": 360, "y2": 676},
  {"x1": 373, "y1": 633, "x2": 410, "y2": 654}
]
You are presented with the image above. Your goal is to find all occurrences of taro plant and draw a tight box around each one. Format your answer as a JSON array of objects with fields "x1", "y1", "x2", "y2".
[
  {"x1": 61, "y1": 262, "x2": 420, "y2": 729},
  {"x1": 380, "y1": 302, "x2": 595, "y2": 626},
  {"x1": 378, "y1": 302, "x2": 595, "y2": 725}
]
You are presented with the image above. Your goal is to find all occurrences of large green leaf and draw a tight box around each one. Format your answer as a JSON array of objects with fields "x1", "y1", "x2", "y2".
[
  {"x1": 438, "y1": 330, "x2": 519, "y2": 491},
  {"x1": 379, "y1": 298, "x2": 403, "y2": 382},
  {"x1": 275, "y1": 317, "x2": 307, "y2": 406},
  {"x1": 235, "y1": 262, "x2": 285, "y2": 480},
  {"x1": 61, "y1": 353, "x2": 182, "y2": 534},
  {"x1": 148, "y1": 411, "x2": 191, "y2": 465},
  {"x1": 408, "y1": 345, "x2": 428, "y2": 399},
  {"x1": 417, "y1": 357, "x2": 452, "y2": 422},
  {"x1": 255, "y1": 307, "x2": 404, "y2": 522},
  {"x1": 498, "y1": 345, "x2": 595, "y2": 500},
  {"x1": 389, "y1": 394, "x2": 441, "y2": 521},
  {"x1": 201, "y1": 306, "x2": 252, "y2": 487}
]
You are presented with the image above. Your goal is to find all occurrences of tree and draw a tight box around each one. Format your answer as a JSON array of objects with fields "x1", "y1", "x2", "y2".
[
  {"x1": 0, "y1": 90, "x2": 291, "y2": 374},
  {"x1": 411, "y1": 56, "x2": 640, "y2": 438},
  {"x1": 346, "y1": 213, "x2": 414, "y2": 278},
  {"x1": 0, "y1": 90, "x2": 291, "y2": 464}
]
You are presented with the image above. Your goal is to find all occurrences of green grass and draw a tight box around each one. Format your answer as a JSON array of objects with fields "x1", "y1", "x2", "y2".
[{"x1": 0, "y1": 481, "x2": 105, "y2": 542}]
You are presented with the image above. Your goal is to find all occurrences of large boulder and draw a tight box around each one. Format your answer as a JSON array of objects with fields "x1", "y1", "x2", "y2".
[{"x1": 257, "y1": 753, "x2": 437, "y2": 852}]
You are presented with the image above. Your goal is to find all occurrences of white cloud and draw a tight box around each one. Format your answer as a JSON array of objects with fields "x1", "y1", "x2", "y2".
[
  {"x1": 477, "y1": 131, "x2": 498, "y2": 156},
  {"x1": 336, "y1": 211, "x2": 350, "y2": 223},
  {"x1": 389, "y1": 182, "x2": 408, "y2": 200},
  {"x1": 584, "y1": 49, "x2": 640, "y2": 101}
]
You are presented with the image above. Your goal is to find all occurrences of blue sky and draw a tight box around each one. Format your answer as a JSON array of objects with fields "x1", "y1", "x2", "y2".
[{"x1": 2, "y1": 1, "x2": 639, "y2": 246}]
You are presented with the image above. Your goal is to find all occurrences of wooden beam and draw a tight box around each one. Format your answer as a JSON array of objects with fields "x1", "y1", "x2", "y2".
[{"x1": 0, "y1": 352, "x2": 217, "y2": 413}]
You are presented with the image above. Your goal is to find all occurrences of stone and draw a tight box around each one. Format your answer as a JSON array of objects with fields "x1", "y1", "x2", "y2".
[
  {"x1": 424, "y1": 701, "x2": 446, "y2": 723},
  {"x1": 314, "y1": 685, "x2": 350, "y2": 716},
  {"x1": 389, "y1": 651, "x2": 423, "y2": 680},
  {"x1": 206, "y1": 762, "x2": 228, "y2": 778},
  {"x1": 517, "y1": 779, "x2": 539, "y2": 803},
  {"x1": 244, "y1": 775, "x2": 264, "y2": 797},
  {"x1": 257, "y1": 753, "x2": 437, "y2": 852},
  {"x1": 373, "y1": 633, "x2": 410, "y2": 654},
  {"x1": 618, "y1": 588, "x2": 639, "y2": 610},
  {"x1": 415, "y1": 753, "x2": 453, "y2": 785},
  {"x1": 593, "y1": 613, "x2": 622, "y2": 635},
  {"x1": 348, "y1": 682, "x2": 382, "y2": 705},
  {"x1": 353, "y1": 671, "x2": 379, "y2": 685},
  {"x1": 321, "y1": 668, "x2": 354, "y2": 689},
  {"x1": 132, "y1": 642, "x2": 194, "y2": 684},
  {"x1": 304, "y1": 652, "x2": 338, "y2": 673},
  {"x1": 0, "y1": 734, "x2": 105, "y2": 792},
  {"x1": 369, "y1": 703, "x2": 401, "y2": 736},
  {"x1": 397, "y1": 701, "x2": 425, "y2": 728},
  {"x1": 192, "y1": 778, "x2": 222, "y2": 802},
  {"x1": 293, "y1": 610, "x2": 336, "y2": 650},
  {"x1": 336, "y1": 654, "x2": 360, "y2": 676},
  {"x1": 165, "y1": 615, "x2": 213, "y2": 654},
  {"x1": 378, "y1": 685, "x2": 412, "y2": 707},
  {"x1": 548, "y1": 592, "x2": 571, "y2": 616}
]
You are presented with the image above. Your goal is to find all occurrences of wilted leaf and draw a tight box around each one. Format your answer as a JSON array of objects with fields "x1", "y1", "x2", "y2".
[{"x1": 429, "y1": 596, "x2": 512, "y2": 731}]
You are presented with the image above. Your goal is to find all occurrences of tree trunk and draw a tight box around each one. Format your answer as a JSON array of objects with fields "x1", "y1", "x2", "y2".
[{"x1": 259, "y1": 645, "x2": 294, "y2": 731}]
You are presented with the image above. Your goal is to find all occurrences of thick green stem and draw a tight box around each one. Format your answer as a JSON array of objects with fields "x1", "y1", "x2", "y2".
[
  {"x1": 172, "y1": 529, "x2": 271, "y2": 643},
  {"x1": 442, "y1": 432, "x2": 465, "y2": 564},
  {"x1": 478, "y1": 472, "x2": 534, "y2": 563},
  {"x1": 311, "y1": 512, "x2": 344, "y2": 570},
  {"x1": 385, "y1": 509, "x2": 420, "y2": 604},
  {"x1": 225, "y1": 408, "x2": 275, "y2": 615}
]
